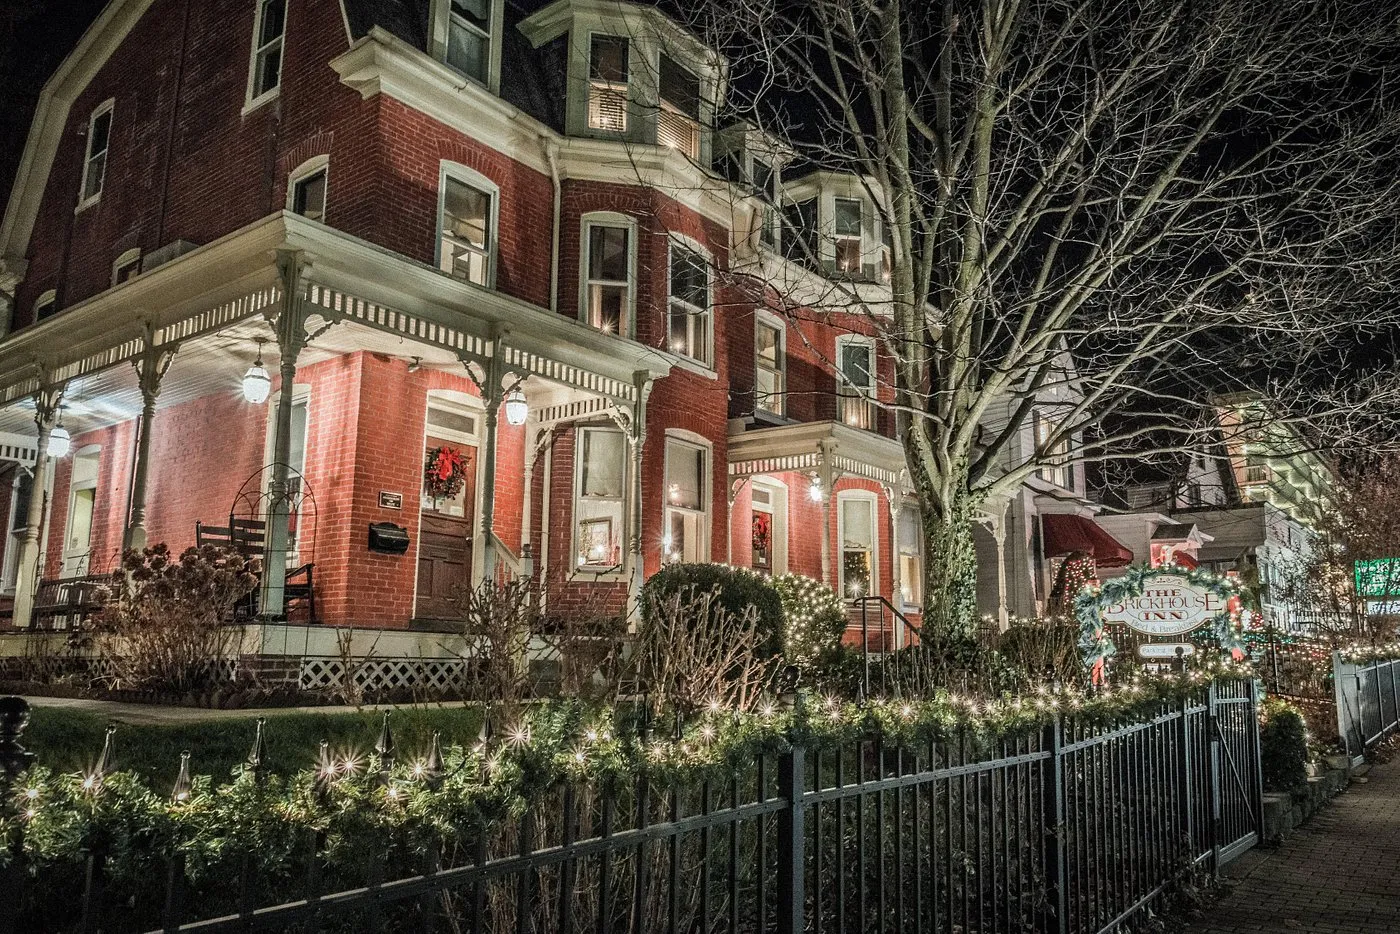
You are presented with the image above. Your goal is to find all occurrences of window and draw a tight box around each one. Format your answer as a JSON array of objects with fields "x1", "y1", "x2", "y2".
[
  {"x1": 79, "y1": 102, "x2": 112, "y2": 205},
  {"x1": 112, "y1": 249, "x2": 141, "y2": 286},
  {"x1": 837, "y1": 337, "x2": 876, "y2": 430},
  {"x1": 752, "y1": 159, "x2": 776, "y2": 248},
  {"x1": 247, "y1": 0, "x2": 286, "y2": 104},
  {"x1": 292, "y1": 168, "x2": 327, "y2": 222},
  {"x1": 582, "y1": 218, "x2": 631, "y2": 335},
  {"x1": 750, "y1": 480, "x2": 786, "y2": 575},
  {"x1": 834, "y1": 198, "x2": 863, "y2": 274},
  {"x1": 879, "y1": 222, "x2": 893, "y2": 283},
  {"x1": 445, "y1": 0, "x2": 492, "y2": 84},
  {"x1": 664, "y1": 437, "x2": 708, "y2": 564},
  {"x1": 439, "y1": 171, "x2": 493, "y2": 286},
  {"x1": 33, "y1": 290, "x2": 56, "y2": 322},
  {"x1": 657, "y1": 54, "x2": 700, "y2": 158},
  {"x1": 668, "y1": 242, "x2": 711, "y2": 365},
  {"x1": 63, "y1": 446, "x2": 101, "y2": 576},
  {"x1": 588, "y1": 36, "x2": 629, "y2": 131},
  {"x1": 782, "y1": 198, "x2": 817, "y2": 265},
  {"x1": 897, "y1": 506, "x2": 922, "y2": 608},
  {"x1": 1033, "y1": 412, "x2": 1073, "y2": 489},
  {"x1": 575, "y1": 426, "x2": 626, "y2": 569},
  {"x1": 755, "y1": 317, "x2": 785, "y2": 416},
  {"x1": 839, "y1": 493, "x2": 877, "y2": 598}
]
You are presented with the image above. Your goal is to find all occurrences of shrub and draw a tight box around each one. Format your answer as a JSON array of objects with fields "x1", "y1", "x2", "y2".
[
  {"x1": 92, "y1": 544, "x2": 258, "y2": 694},
  {"x1": 642, "y1": 564, "x2": 785, "y2": 659},
  {"x1": 997, "y1": 623, "x2": 1084, "y2": 685},
  {"x1": 772, "y1": 573, "x2": 846, "y2": 668},
  {"x1": 1260, "y1": 697, "x2": 1309, "y2": 792}
]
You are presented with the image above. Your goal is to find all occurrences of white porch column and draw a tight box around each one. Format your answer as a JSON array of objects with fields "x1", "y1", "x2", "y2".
[
  {"x1": 469, "y1": 335, "x2": 508, "y2": 583},
  {"x1": 626, "y1": 372, "x2": 653, "y2": 615},
  {"x1": 124, "y1": 336, "x2": 176, "y2": 552},
  {"x1": 261, "y1": 252, "x2": 312, "y2": 619},
  {"x1": 992, "y1": 509, "x2": 1010, "y2": 630},
  {"x1": 884, "y1": 486, "x2": 902, "y2": 648},
  {"x1": 12, "y1": 385, "x2": 63, "y2": 628},
  {"x1": 726, "y1": 476, "x2": 748, "y2": 566},
  {"x1": 818, "y1": 438, "x2": 836, "y2": 586}
]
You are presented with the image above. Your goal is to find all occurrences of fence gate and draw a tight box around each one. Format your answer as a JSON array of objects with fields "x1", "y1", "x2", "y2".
[{"x1": 1334, "y1": 653, "x2": 1400, "y2": 758}]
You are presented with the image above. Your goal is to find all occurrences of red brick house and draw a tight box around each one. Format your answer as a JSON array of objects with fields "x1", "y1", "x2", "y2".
[{"x1": 0, "y1": 0, "x2": 926, "y2": 680}]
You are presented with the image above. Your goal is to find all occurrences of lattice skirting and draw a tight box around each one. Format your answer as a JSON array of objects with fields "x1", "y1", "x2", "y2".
[{"x1": 296, "y1": 656, "x2": 474, "y2": 695}]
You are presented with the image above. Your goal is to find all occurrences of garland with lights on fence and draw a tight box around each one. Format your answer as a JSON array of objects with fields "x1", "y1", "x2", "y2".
[
  {"x1": 423, "y1": 445, "x2": 469, "y2": 501},
  {"x1": 2, "y1": 659, "x2": 1255, "y2": 877},
  {"x1": 1075, "y1": 563, "x2": 1248, "y2": 684}
]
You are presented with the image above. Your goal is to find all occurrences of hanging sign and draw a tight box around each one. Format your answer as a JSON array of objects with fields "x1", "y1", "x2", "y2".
[{"x1": 1101, "y1": 575, "x2": 1226, "y2": 637}]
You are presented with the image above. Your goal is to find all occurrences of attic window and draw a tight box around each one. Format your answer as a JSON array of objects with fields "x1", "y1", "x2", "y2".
[
  {"x1": 112, "y1": 249, "x2": 141, "y2": 286},
  {"x1": 34, "y1": 290, "x2": 57, "y2": 323},
  {"x1": 292, "y1": 169, "x2": 327, "y2": 221},
  {"x1": 79, "y1": 103, "x2": 113, "y2": 205},
  {"x1": 446, "y1": 0, "x2": 492, "y2": 85},
  {"x1": 657, "y1": 55, "x2": 700, "y2": 158},
  {"x1": 834, "y1": 199, "x2": 863, "y2": 274},
  {"x1": 588, "y1": 36, "x2": 629, "y2": 132},
  {"x1": 247, "y1": 0, "x2": 286, "y2": 104}
]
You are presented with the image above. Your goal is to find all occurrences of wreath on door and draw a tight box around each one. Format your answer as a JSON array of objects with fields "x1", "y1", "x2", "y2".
[{"x1": 424, "y1": 446, "x2": 468, "y2": 501}]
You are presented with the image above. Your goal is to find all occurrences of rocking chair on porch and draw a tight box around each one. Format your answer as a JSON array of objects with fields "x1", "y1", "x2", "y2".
[{"x1": 195, "y1": 516, "x2": 316, "y2": 623}]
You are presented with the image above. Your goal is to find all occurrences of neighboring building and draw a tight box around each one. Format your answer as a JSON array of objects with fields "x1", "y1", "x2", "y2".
[{"x1": 0, "y1": 0, "x2": 925, "y2": 677}]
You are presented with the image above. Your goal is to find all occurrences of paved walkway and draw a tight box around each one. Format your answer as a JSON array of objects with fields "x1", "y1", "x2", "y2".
[
  {"x1": 1187, "y1": 758, "x2": 1400, "y2": 933},
  {"x1": 19, "y1": 694, "x2": 443, "y2": 725}
]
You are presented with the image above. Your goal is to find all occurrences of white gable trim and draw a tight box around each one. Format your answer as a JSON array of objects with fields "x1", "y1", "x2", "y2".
[{"x1": 0, "y1": 0, "x2": 159, "y2": 271}]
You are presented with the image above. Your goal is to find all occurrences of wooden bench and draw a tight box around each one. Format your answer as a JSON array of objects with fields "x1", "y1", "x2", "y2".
[
  {"x1": 29, "y1": 574, "x2": 110, "y2": 630},
  {"x1": 196, "y1": 517, "x2": 316, "y2": 623}
]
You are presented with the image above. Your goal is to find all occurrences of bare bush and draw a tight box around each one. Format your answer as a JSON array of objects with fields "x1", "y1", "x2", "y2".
[
  {"x1": 454, "y1": 578, "x2": 539, "y2": 715},
  {"x1": 91, "y1": 544, "x2": 257, "y2": 693}
]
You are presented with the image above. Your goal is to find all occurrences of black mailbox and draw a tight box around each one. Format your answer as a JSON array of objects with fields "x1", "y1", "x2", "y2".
[{"x1": 368, "y1": 522, "x2": 410, "y2": 555}]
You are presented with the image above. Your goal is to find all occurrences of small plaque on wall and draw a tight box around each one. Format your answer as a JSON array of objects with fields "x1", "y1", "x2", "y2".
[{"x1": 379, "y1": 491, "x2": 403, "y2": 510}]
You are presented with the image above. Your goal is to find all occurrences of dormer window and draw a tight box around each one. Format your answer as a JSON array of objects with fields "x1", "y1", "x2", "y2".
[
  {"x1": 446, "y1": 0, "x2": 492, "y2": 84},
  {"x1": 782, "y1": 198, "x2": 817, "y2": 266},
  {"x1": 588, "y1": 36, "x2": 629, "y2": 132},
  {"x1": 1034, "y1": 412, "x2": 1074, "y2": 489},
  {"x1": 833, "y1": 198, "x2": 863, "y2": 274},
  {"x1": 657, "y1": 54, "x2": 701, "y2": 158},
  {"x1": 753, "y1": 159, "x2": 777, "y2": 248},
  {"x1": 879, "y1": 223, "x2": 893, "y2": 283}
]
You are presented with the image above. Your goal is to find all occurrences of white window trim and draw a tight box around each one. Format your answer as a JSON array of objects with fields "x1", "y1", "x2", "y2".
[
  {"x1": 76, "y1": 99, "x2": 114, "y2": 211},
  {"x1": 571, "y1": 424, "x2": 629, "y2": 580},
  {"x1": 754, "y1": 309, "x2": 787, "y2": 417},
  {"x1": 749, "y1": 476, "x2": 788, "y2": 575},
  {"x1": 63, "y1": 444, "x2": 101, "y2": 575},
  {"x1": 835, "y1": 334, "x2": 877, "y2": 429},
  {"x1": 584, "y1": 31, "x2": 631, "y2": 135},
  {"x1": 33, "y1": 289, "x2": 57, "y2": 322},
  {"x1": 832, "y1": 196, "x2": 865, "y2": 275},
  {"x1": 287, "y1": 154, "x2": 329, "y2": 219},
  {"x1": 111, "y1": 248, "x2": 141, "y2": 287},
  {"x1": 836, "y1": 489, "x2": 880, "y2": 599},
  {"x1": 244, "y1": 0, "x2": 287, "y2": 114},
  {"x1": 661, "y1": 429, "x2": 712, "y2": 565},
  {"x1": 666, "y1": 234, "x2": 714, "y2": 370},
  {"x1": 429, "y1": 0, "x2": 506, "y2": 93},
  {"x1": 436, "y1": 162, "x2": 500, "y2": 289},
  {"x1": 578, "y1": 211, "x2": 636, "y2": 337},
  {"x1": 1033, "y1": 410, "x2": 1074, "y2": 490},
  {"x1": 895, "y1": 501, "x2": 922, "y2": 612}
]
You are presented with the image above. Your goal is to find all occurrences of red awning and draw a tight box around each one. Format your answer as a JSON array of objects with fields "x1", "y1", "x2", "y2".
[{"x1": 1041, "y1": 514, "x2": 1135, "y2": 568}]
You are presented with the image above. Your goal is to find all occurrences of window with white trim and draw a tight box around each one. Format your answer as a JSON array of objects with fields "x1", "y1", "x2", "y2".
[
  {"x1": 575, "y1": 426, "x2": 626, "y2": 569},
  {"x1": 782, "y1": 198, "x2": 817, "y2": 266},
  {"x1": 63, "y1": 446, "x2": 101, "y2": 576},
  {"x1": 838, "y1": 492, "x2": 877, "y2": 598},
  {"x1": 833, "y1": 198, "x2": 863, "y2": 274},
  {"x1": 34, "y1": 290, "x2": 57, "y2": 322},
  {"x1": 1034, "y1": 412, "x2": 1073, "y2": 489},
  {"x1": 755, "y1": 316, "x2": 785, "y2": 416},
  {"x1": 291, "y1": 168, "x2": 327, "y2": 222},
  {"x1": 247, "y1": 0, "x2": 286, "y2": 104},
  {"x1": 587, "y1": 36, "x2": 629, "y2": 131},
  {"x1": 438, "y1": 170, "x2": 494, "y2": 286},
  {"x1": 445, "y1": 0, "x2": 492, "y2": 84},
  {"x1": 668, "y1": 242, "x2": 711, "y2": 366},
  {"x1": 79, "y1": 102, "x2": 113, "y2": 204},
  {"x1": 836, "y1": 337, "x2": 876, "y2": 430},
  {"x1": 112, "y1": 249, "x2": 141, "y2": 286},
  {"x1": 879, "y1": 221, "x2": 893, "y2": 283},
  {"x1": 657, "y1": 54, "x2": 700, "y2": 158},
  {"x1": 663, "y1": 437, "x2": 708, "y2": 564},
  {"x1": 897, "y1": 506, "x2": 922, "y2": 608},
  {"x1": 582, "y1": 217, "x2": 631, "y2": 335},
  {"x1": 753, "y1": 158, "x2": 777, "y2": 248}
]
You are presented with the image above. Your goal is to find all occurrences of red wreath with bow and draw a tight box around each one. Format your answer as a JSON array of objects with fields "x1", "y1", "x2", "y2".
[{"x1": 424, "y1": 446, "x2": 468, "y2": 501}]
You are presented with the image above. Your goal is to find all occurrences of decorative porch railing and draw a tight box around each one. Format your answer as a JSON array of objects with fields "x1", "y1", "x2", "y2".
[{"x1": 0, "y1": 680, "x2": 1263, "y2": 934}]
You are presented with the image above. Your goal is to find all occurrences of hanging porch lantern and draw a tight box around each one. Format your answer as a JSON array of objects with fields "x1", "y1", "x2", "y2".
[
  {"x1": 242, "y1": 338, "x2": 272, "y2": 405},
  {"x1": 46, "y1": 409, "x2": 71, "y2": 459},
  {"x1": 504, "y1": 385, "x2": 528, "y2": 426}
]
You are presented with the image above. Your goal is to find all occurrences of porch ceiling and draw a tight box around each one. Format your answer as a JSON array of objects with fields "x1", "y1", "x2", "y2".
[
  {"x1": 727, "y1": 420, "x2": 911, "y2": 491},
  {"x1": 0, "y1": 212, "x2": 672, "y2": 428}
]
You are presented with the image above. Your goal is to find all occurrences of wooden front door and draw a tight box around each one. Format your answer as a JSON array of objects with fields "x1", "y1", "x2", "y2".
[{"x1": 416, "y1": 437, "x2": 477, "y2": 620}]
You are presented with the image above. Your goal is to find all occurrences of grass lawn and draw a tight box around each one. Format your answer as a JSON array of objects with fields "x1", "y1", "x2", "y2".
[{"x1": 21, "y1": 704, "x2": 485, "y2": 789}]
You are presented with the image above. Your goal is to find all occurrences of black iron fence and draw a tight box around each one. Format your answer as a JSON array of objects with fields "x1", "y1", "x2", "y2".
[
  {"x1": 1334, "y1": 653, "x2": 1400, "y2": 758},
  {"x1": 2, "y1": 680, "x2": 1262, "y2": 934}
]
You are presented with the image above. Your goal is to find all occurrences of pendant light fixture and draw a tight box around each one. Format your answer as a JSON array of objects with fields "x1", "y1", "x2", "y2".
[
  {"x1": 504, "y1": 385, "x2": 528, "y2": 426},
  {"x1": 242, "y1": 338, "x2": 272, "y2": 404},
  {"x1": 46, "y1": 405, "x2": 71, "y2": 458}
]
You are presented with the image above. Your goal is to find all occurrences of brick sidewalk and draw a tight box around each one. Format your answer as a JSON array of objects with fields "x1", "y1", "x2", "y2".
[{"x1": 1187, "y1": 759, "x2": 1400, "y2": 933}]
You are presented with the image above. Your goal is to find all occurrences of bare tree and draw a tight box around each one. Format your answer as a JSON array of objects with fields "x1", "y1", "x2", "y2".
[{"x1": 670, "y1": 0, "x2": 1400, "y2": 641}]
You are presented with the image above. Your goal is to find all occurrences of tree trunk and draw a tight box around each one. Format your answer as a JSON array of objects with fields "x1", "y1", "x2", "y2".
[{"x1": 920, "y1": 485, "x2": 984, "y2": 650}]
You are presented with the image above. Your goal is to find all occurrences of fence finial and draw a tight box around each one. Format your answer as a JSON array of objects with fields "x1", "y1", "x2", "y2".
[
  {"x1": 172, "y1": 751, "x2": 193, "y2": 803},
  {"x1": 96, "y1": 723, "x2": 118, "y2": 777},
  {"x1": 375, "y1": 711, "x2": 395, "y2": 785},
  {"x1": 245, "y1": 718, "x2": 267, "y2": 780}
]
